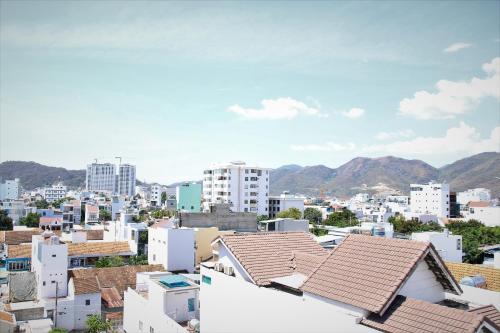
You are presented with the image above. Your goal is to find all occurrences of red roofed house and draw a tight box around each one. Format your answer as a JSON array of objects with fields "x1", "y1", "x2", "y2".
[{"x1": 200, "y1": 232, "x2": 499, "y2": 333}]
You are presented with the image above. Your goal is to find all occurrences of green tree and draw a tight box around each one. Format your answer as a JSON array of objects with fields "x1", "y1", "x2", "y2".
[
  {"x1": 161, "y1": 192, "x2": 167, "y2": 204},
  {"x1": 151, "y1": 209, "x2": 172, "y2": 219},
  {"x1": 304, "y1": 207, "x2": 322, "y2": 224},
  {"x1": 276, "y1": 207, "x2": 302, "y2": 219},
  {"x1": 86, "y1": 314, "x2": 111, "y2": 333},
  {"x1": 35, "y1": 199, "x2": 50, "y2": 209},
  {"x1": 256, "y1": 215, "x2": 269, "y2": 222},
  {"x1": 99, "y1": 209, "x2": 112, "y2": 222},
  {"x1": 388, "y1": 215, "x2": 442, "y2": 234},
  {"x1": 20, "y1": 212, "x2": 40, "y2": 228},
  {"x1": 324, "y1": 209, "x2": 358, "y2": 227},
  {"x1": 0, "y1": 210, "x2": 13, "y2": 231},
  {"x1": 128, "y1": 255, "x2": 148, "y2": 265},
  {"x1": 311, "y1": 226, "x2": 328, "y2": 236},
  {"x1": 49, "y1": 328, "x2": 69, "y2": 333},
  {"x1": 95, "y1": 256, "x2": 124, "y2": 268}
]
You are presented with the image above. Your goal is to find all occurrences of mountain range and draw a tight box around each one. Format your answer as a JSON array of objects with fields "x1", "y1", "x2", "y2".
[{"x1": 0, "y1": 152, "x2": 499, "y2": 197}]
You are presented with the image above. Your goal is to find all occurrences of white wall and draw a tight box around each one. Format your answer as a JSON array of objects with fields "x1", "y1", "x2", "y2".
[
  {"x1": 398, "y1": 261, "x2": 445, "y2": 303},
  {"x1": 67, "y1": 279, "x2": 101, "y2": 331},
  {"x1": 410, "y1": 183, "x2": 450, "y2": 218},
  {"x1": 411, "y1": 232, "x2": 462, "y2": 263},
  {"x1": 464, "y1": 206, "x2": 500, "y2": 227},
  {"x1": 148, "y1": 227, "x2": 195, "y2": 273}
]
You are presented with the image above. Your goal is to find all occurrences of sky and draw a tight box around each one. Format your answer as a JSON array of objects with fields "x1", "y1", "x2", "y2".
[{"x1": 0, "y1": 1, "x2": 499, "y2": 184}]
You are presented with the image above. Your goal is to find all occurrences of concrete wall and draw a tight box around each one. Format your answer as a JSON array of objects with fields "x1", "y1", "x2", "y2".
[
  {"x1": 68, "y1": 279, "x2": 101, "y2": 330},
  {"x1": 398, "y1": 260, "x2": 446, "y2": 303},
  {"x1": 195, "y1": 227, "x2": 235, "y2": 264},
  {"x1": 148, "y1": 227, "x2": 195, "y2": 273},
  {"x1": 180, "y1": 206, "x2": 257, "y2": 232}
]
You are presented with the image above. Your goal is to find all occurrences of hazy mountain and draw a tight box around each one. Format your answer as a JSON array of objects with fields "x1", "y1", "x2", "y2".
[{"x1": 270, "y1": 152, "x2": 500, "y2": 198}]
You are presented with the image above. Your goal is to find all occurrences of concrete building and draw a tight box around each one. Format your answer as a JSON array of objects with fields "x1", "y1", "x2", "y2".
[
  {"x1": 61, "y1": 200, "x2": 81, "y2": 225},
  {"x1": 411, "y1": 230, "x2": 463, "y2": 263},
  {"x1": 150, "y1": 184, "x2": 166, "y2": 207},
  {"x1": 179, "y1": 203, "x2": 257, "y2": 232},
  {"x1": 176, "y1": 182, "x2": 201, "y2": 212},
  {"x1": 268, "y1": 192, "x2": 305, "y2": 218},
  {"x1": 103, "y1": 210, "x2": 148, "y2": 255},
  {"x1": 148, "y1": 221, "x2": 195, "y2": 273},
  {"x1": 194, "y1": 227, "x2": 234, "y2": 265},
  {"x1": 463, "y1": 202, "x2": 500, "y2": 227},
  {"x1": 457, "y1": 188, "x2": 491, "y2": 206},
  {"x1": 117, "y1": 164, "x2": 136, "y2": 197},
  {"x1": 202, "y1": 161, "x2": 270, "y2": 215},
  {"x1": 85, "y1": 163, "x2": 116, "y2": 194},
  {"x1": 410, "y1": 182, "x2": 450, "y2": 218},
  {"x1": 123, "y1": 272, "x2": 199, "y2": 333},
  {"x1": 84, "y1": 204, "x2": 100, "y2": 225},
  {"x1": 0, "y1": 179, "x2": 20, "y2": 201},
  {"x1": 259, "y1": 218, "x2": 309, "y2": 233},
  {"x1": 201, "y1": 232, "x2": 496, "y2": 333},
  {"x1": 42, "y1": 184, "x2": 67, "y2": 203}
]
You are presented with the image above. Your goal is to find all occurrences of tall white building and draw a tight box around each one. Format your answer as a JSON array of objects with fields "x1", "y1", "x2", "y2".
[
  {"x1": 202, "y1": 161, "x2": 270, "y2": 215},
  {"x1": 118, "y1": 164, "x2": 136, "y2": 197},
  {"x1": 268, "y1": 192, "x2": 305, "y2": 218},
  {"x1": 410, "y1": 182, "x2": 450, "y2": 218},
  {"x1": 457, "y1": 188, "x2": 491, "y2": 206},
  {"x1": 42, "y1": 183, "x2": 67, "y2": 203},
  {"x1": 150, "y1": 184, "x2": 166, "y2": 207},
  {"x1": 0, "y1": 178, "x2": 20, "y2": 200},
  {"x1": 86, "y1": 163, "x2": 116, "y2": 193}
]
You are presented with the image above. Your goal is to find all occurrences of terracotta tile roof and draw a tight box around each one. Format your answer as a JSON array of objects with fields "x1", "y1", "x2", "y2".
[
  {"x1": 218, "y1": 232, "x2": 327, "y2": 286},
  {"x1": 0, "y1": 230, "x2": 40, "y2": 245},
  {"x1": 8, "y1": 241, "x2": 132, "y2": 258},
  {"x1": 469, "y1": 305, "x2": 500, "y2": 329},
  {"x1": 0, "y1": 310, "x2": 15, "y2": 323},
  {"x1": 361, "y1": 296, "x2": 485, "y2": 333},
  {"x1": 467, "y1": 201, "x2": 490, "y2": 208},
  {"x1": 101, "y1": 287, "x2": 124, "y2": 308},
  {"x1": 86, "y1": 205, "x2": 99, "y2": 213},
  {"x1": 73, "y1": 276, "x2": 100, "y2": 295},
  {"x1": 291, "y1": 252, "x2": 328, "y2": 276},
  {"x1": 39, "y1": 216, "x2": 63, "y2": 226},
  {"x1": 86, "y1": 229, "x2": 104, "y2": 240},
  {"x1": 301, "y1": 234, "x2": 434, "y2": 314},
  {"x1": 70, "y1": 264, "x2": 164, "y2": 296}
]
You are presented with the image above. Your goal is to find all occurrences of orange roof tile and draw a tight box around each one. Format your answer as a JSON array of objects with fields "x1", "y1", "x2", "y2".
[
  {"x1": 217, "y1": 232, "x2": 327, "y2": 286},
  {"x1": 0, "y1": 310, "x2": 15, "y2": 323},
  {"x1": 361, "y1": 296, "x2": 486, "y2": 333},
  {"x1": 101, "y1": 287, "x2": 123, "y2": 308},
  {"x1": 0, "y1": 230, "x2": 40, "y2": 245},
  {"x1": 8, "y1": 241, "x2": 132, "y2": 258},
  {"x1": 469, "y1": 305, "x2": 500, "y2": 329},
  {"x1": 468, "y1": 201, "x2": 490, "y2": 208},
  {"x1": 300, "y1": 234, "x2": 458, "y2": 314}
]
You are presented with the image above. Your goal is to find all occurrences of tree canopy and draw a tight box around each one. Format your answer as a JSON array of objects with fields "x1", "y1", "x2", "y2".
[
  {"x1": 324, "y1": 209, "x2": 358, "y2": 227},
  {"x1": 0, "y1": 210, "x2": 13, "y2": 231},
  {"x1": 388, "y1": 215, "x2": 442, "y2": 234},
  {"x1": 99, "y1": 209, "x2": 112, "y2": 222},
  {"x1": 86, "y1": 314, "x2": 111, "y2": 333},
  {"x1": 35, "y1": 199, "x2": 50, "y2": 209},
  {"x1": 276, "y1": 207, "x2": 302, "y2": 219},
  {"x1": 20, "y1": 212, "x2": 40, "y2": 228},
  {"x1": 95, "y1": 256, "x2": 124, "y2": 268},
  {"x1": 303, "y1": 207, "x2": 322, "y2": 224}
]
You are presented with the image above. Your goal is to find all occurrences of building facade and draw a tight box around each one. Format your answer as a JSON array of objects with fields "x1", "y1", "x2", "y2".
[
  {"x1": 457, "y1": 188, "x2": 491, "y2": 206},
  {"x1": 86, "y1": 163, "x2": 116, "y2": 193},
  {"x1": 42, "y1": 184, "x2": 67, "y2": 203},
  {"x1": 268, "y1": 192, "x2": 305, "y2": 218},
  {"x1": 117, "y1": 164, "x2": 136, "y2": 197},
  {"x1": 0, "y1": 179, "x2": 20, "y2": 200},
  {"x1": 202, "y1": 162, "x2": 270, "y2": 215},
  {"x1": 410, "y1": 182, "x2": 450, "y2": 218},
  {"x1": 176, "y1": 183, "x2": 202, "y2": 212}
]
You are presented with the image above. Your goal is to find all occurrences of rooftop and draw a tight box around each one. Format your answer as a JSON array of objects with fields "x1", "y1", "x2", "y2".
[{"x1": 7, "y1": 241, "x2": 132, "y2": 258}]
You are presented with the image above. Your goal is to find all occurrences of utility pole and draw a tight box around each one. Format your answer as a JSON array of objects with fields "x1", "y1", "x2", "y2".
[{"x1": 54, "y1": 281, "x2": 59, "y2": 328}]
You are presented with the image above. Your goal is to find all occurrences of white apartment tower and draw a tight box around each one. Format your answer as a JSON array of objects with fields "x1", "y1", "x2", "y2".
[
  {"x1": 0, "y1": 178, "x2": 20, "y2": 200},
  {"x1": 118, "y1": 164, "x2": 136, "y2": 197},
  {"x1": 410, "y1": 182, "x2": 450, "y2": 218},
  {"x1": 202, "y1": 161, "x2": 270, "y2": 215},
  {"x1": 86, "y1": 163, "x2": 116, "y2": 193},
  {"x1": 42, "y1": 183, "x2": 67, "y2": 203}
]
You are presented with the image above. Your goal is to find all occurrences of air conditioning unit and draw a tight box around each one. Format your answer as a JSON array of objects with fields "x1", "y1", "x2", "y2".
[
  {"x1": 214, "y1": 262, "x2": 224, "y2": 272},
  {"x1": 224, "y1": 266, "x2": 234, "y2": 276}
]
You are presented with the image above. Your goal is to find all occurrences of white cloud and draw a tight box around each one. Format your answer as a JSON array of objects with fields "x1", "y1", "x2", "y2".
[
  {"x1": 227, "y1": 97, "x2": 324, "y2": 120},
  {"x1": 290, "y1": 142, "x2": 356, "y2": 152},
  {"x1": 363, "y1": 122, "x2": 500, "y2": 155},
  {"x1": 443, "y1": 42, "x2": 472, "y2": 53},
  {"x1": 341, "y1": 108, "x2": 365, "y2": 119},
  {"x1": 375, "y1": 129, "x2": 415, "y2": 140},
  {"x1": 399, "y1": 57, "x2": 500, "y2": 119}
]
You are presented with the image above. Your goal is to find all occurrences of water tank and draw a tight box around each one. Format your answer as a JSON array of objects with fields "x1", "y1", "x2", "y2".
[
  {"x1": 460, "y1": 275, "x2": 487, "y2": 288},
  {"x1": 373, "y1": 226, "x2": 385, "y2": 237}
]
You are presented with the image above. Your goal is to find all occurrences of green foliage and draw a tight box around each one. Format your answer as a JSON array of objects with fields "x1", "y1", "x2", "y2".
[
  {"x1": 304, "y1": 207, "x2": 322, "y2": 224},
  {"x1": 447, "y1": 219, "x2": 500, "y2": 264},
  {"x1": 99, "y1": 209, "x2": 112, "y2": 222},
  {"x1": 138, "y1": 230, "x2": 148, "y2": 244},
  {"x1": 311, "y1": 226, "x2": 328, "y2": 236},
  {"x1": 128, "y1": 255, "x2": 148, "y2": 265},
  {"x1": 161, "y1": 192, "x2": 167, "y2": 204},
  {"x1": 388, "y1": 215, "x2": 443, "y2": 234},
  {"x1": 324, "y1": 209, "x2": 358, "y2": 227},
  {"x1": 256, "y1": 215, "x2": 269, "y2": 222},
  {"x1": 95, "y1": 256, "x2": 124, "y2": 268},
  {"x1": 150, "y1": 209, "x2": 173, "y2": 219},
  {"x1": 276, "y1": 207, "x2": 302, "y2": 219},
  {"x1": 49, "y1": 328, "x2": 69, "y2": 333},
  {"x1": 20, "y1": 212, "x2": 40, "y2": 228},
  {"x1": 50, "y1": 197, "x2": 75, "y2": 209},
  {"x1": 85, "y1": 314, "x2": 111, "y2": 333},
  {"x1": 35, "y1": 199, "x2": 50, "y2": 209},
  {"x1": 0, "y1": 210, "x2": 13, "y2": 231}
]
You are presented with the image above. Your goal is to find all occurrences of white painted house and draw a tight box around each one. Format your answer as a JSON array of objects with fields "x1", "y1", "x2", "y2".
[
  {"x1": 410, "y1": 182, "x2": 450, "y2": 218},
  {"x1": 0, "y1": 178, "x2": 20, "y2": 201},
  {"x1": 42, "y1": 183, "x2": 67, "y2": 203},
  {"x1": 148, "y1": 220, "x2": 195, "y2": 273},
  {"x1": 411, "y1": 230, "x2": 463, "y2": 263},
  {"x1": 457, "y1": 188, "x2": 491, "y2": 206},
  {"x1": 201, "y1": 232, "x2": 496, "y2": 333},
  {"x1": 268, "y1": 192, "x2": 305, "y2": 218}
]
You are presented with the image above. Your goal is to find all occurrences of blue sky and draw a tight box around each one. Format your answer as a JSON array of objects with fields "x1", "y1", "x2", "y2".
[{"x1": 0, "y1": 1, "x2": 499, "y2": 183}]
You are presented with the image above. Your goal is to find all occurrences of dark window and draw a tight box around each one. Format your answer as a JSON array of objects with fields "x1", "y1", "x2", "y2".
[
  {"x1": 85, "y1": 299, "x2": 90, "y2": 306},
  {"x1": 52, "y1": 254, "x2": 56, "y2": 257}
]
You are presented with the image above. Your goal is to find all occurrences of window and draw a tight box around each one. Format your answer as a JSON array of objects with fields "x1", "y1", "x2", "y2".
[
  {"x1": 188, "y1": 298, "x2": 195, "y2": 312},
  {"x1": 85, "y1": 299, "x2": 90, "y2": 306},
  {"x1": 139, "y1": 321, "x2": 143, "y2": 331},
  {"x1": 153, "y1": 254, "x2": 156, "y2": 261},
  {"x1": 457, "y1": 239, "x2": 461, "y2": 250},
  {"x1": 202, "y1": 275, "x2": 212, "y2": 285},
  {"x1": 150, "y1": 327, "x2": 154, "y2": 333},
  {"x1": 52, "y1": 254, "x2": 56, "y2": 257}
]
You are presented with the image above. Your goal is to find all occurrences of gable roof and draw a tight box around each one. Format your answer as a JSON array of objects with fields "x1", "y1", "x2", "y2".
[
  {"x1": 300, "y1": 234, "x2": 460, "y2": 314},
  {"x1": 361, "y1": 296, "x2": 486, "y2": 333},
  {"x1": 467, "y1": 201, "x2": 490, "y2": 208},
  {"x1": 468, "y1": 305, "x2": 500, "y2": 329},
  {"x1": 101, "y1": 287, "x2": 124, "y2": 308},
  {"x1": 0, "y1": 230, "x2": 40, "y2": 245},
  {"x1": 216, "y1": 232, "x2": 327, "y2": 286},
  {"x1": 8, "y1": 241, "x2": 132, "y2": 258}
]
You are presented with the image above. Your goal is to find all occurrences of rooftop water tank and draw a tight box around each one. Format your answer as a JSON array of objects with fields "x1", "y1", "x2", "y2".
[{"x1": 460, "y1": 275, "x2": 487, "y2": 288}]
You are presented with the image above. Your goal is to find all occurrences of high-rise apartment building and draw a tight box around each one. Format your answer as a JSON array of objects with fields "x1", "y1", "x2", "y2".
[
  {"x1": 0, "y1": 178, "x2": 20, "y2": 200},
  {"x1": 118, "y1": 164, "x2": 136, "y2": 197},
  {"x1": 410, "y1": 182, "x2": 450, "y2": 218},
  {"x1": 86, "y1": 163, "x2": 116, "y2": 193},
  {"x1": 202, "y1": 161, "x2": 270, "y2": 215}
]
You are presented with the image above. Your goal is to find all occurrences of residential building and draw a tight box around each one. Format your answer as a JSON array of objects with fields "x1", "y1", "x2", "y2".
[
  {"x1": 117, "y1": 164, "x2": 136, "y2": 197},
  {"x1": 85, "y1": 204, "x2": 99, "y2": 225},
  {"x1": 457, "y1": 188, "x2": 491, "y2": 206},
  {"x1": 148, "y1": 221, "x2": 195, "y2": 273},
  {"x1": 61, "y1": 200, "x2": 81, "y2": 225},
  {"x1": 201, "y1": 232, "x2": 497, "y2": 333},
  {"x1": 194, "y1": 227, "x2": 234, "y2": 265},
  {"x1": 86, "y1": 163, "x2": 116, "y2": 193},
  {"x1": 103, "y1": 210, "x2": 148, "y2": 255},
  {"x1": 150, "y1": 184, "x2": 166, "y2": 207},
  {"x1": 42, "y1": 183, "x2": 67, "y2": 203},
  {"x1": 410, "y1": 182, "x2": 450, "y2": 218},
  {"x1": 268, "y1": 191, "x2": 305, "y2": 218},
  {"x1": 179, "y1": 203, "x2": 257, "y2": 232},
  {"x1": 0, "y1": 178, "x2": 20, "y2": 201},
  {"x1": 463, "y1": 202, "x2": 500, "y2": 227},
  {"x1": 123, "y1": 272, "x2": 199, "y2": 333},
  {"x1": 0, "y1": 200, "x2": 34, "y2": 225},
  {"x1": 259, "y1": 218, "x2": 309, "y2": 233},
  {"x1": 176, "y1": 182, "x2": 202, "y2": 212},
  {"x1": 411, "y1": 229, "x2": 463, "y2": 262},
  {"x1": 202, "y1": 161, "x2": 270, "y2": 215}
]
